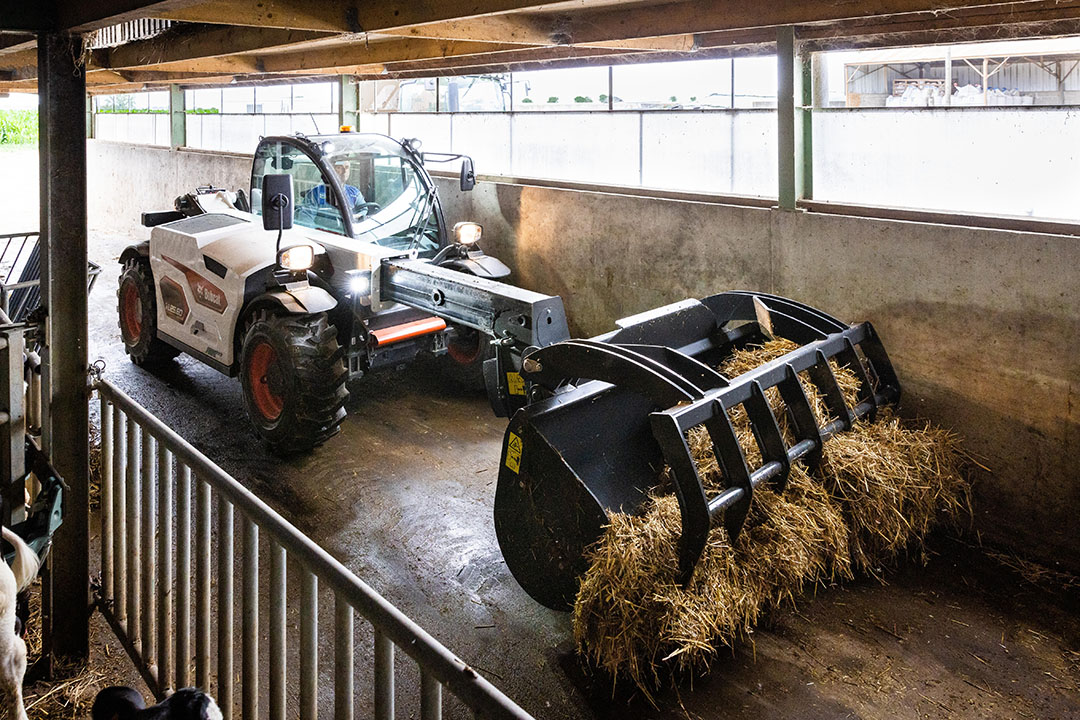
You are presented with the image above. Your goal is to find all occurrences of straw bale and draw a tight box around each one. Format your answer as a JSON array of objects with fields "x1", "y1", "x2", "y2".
[{"x1": 573, "y1": 339, "x2": 971, "y2": 692}]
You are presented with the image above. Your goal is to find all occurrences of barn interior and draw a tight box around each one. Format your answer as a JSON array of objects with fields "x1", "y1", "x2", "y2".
[{"x1": 0, "y1": 1, "x2": 1077, "y2": 719}]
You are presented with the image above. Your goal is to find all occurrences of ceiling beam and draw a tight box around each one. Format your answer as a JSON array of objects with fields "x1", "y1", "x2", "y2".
[
  {"x1": 94, "y1": 24, "x2": 336, "y2": 69},
  {"x1": 99, "y1": 0, "x2": 576, "y2": 33},
  {"x1": 378, "y1": 0, "x2": 1080, "y2": 47}
]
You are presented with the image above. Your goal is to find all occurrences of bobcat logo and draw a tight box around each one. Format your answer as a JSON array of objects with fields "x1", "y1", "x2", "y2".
[{"x1": 163, "y1": 256, "x2": 229, "y2": 314}]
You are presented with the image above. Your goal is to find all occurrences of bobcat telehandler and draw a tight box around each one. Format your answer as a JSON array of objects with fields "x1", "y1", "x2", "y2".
[{"x1": 120, "y1": 131, "x2": 903, "y2": 610}]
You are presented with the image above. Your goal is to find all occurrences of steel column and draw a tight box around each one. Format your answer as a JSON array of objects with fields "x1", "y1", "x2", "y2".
[
  {"x1": 777, "y1": 26, "x2": 797, "y2": 209},
  {"x1": 169, "y1": 84, "x2": 185, "y2": 149},
  {"x1": 339, "y1": 75, "x2": 359, "y2": 129},
  {"x1": 37, "y1": 29, "x2": 90, "y2": 661}
]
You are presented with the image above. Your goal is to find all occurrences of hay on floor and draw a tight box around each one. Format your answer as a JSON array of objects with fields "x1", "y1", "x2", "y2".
[{"x1": 573, "y1": 339, "x2": 971, "y2": 692}]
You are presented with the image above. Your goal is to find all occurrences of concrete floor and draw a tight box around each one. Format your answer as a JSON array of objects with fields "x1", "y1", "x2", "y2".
[{"x1": 3, "y1": 148, "x2": 1076, "y2": 719}]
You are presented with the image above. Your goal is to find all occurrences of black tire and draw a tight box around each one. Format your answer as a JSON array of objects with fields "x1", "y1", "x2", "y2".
[
  {"x1": 117, "y1": 258, "x2": 181, "y2": 366},
  {"x1": 442, "y1": 326, "x2": 494, "y2": 392},
  {"x1": 239, "y1": 310, "x2": 348, "y2": 453}
]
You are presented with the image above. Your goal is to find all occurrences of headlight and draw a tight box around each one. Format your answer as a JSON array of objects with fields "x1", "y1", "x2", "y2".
[
  {"x1": 278, "y1": 245, "x2": 314, "y2": 271},
  {"x1": 348, "y1": 270, "x2": 372, "y2": 297},
  {"x1": 454, "y1": 221, "x2": 483, "y2": 245}
]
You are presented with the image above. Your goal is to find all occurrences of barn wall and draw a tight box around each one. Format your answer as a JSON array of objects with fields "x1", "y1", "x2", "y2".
[{"x1": 87, "y1": 139, "x2": 1080, "y2": 572}]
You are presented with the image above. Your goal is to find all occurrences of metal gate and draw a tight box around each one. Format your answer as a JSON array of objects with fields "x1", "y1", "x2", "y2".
[{"x1": 96, "y1": 379, "x2": 532, "y2": 720}]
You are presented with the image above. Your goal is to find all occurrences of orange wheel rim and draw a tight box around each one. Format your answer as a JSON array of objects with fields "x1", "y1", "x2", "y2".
[
  {"x1": 448, "y1": 330, "x2": 483, "y2": 365},
  {"x1": 248, "y1": 341, "x2": 284, "y2": 421},
  {"x1": 121, "y1": 283, "x2": 142, "y2": 341}
]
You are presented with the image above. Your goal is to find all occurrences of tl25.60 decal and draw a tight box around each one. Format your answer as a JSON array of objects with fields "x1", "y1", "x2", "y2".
[
  {"x1": 159, "y1": 276, "x2": 189, "y2": 323},
  {"x1": 162, "y1": 256, "x2": 229, "y2": 314}
]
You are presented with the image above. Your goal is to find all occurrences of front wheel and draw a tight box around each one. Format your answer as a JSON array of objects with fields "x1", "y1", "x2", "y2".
[
  {"x1": 239, "y1": 311, "x2": 348, "y2": 453},
  {"x1": 117, "y1": 258, "x2": 181, "y2": 366}
]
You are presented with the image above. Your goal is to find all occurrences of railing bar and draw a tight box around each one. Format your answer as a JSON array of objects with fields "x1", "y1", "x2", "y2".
[
  {"x1": 300, "y1": 571, "x2": 318, "y2": 720},
  {"x1": 218, "y1": 496, "x2": 235, "y2": 720},
  {"x1": 176, "y1": 464, "x2": 192, "y2": 689},
  {"x1": 334, "y1": 595, "x2": 354, "y2": 720},
  {"x1": 112, "y1": 405, "x2": 126, "y2": 624},
  {"x1": 195, "y1": 478, "x2": 211, "y2": 690},
  {"x1": 375, "y1": 631, "x2": 395, "y2": 720},
  {"x1": 141, "y1": 430, "x2": 156, "y2": 667},
  {"x1": 241, "y1": 517, "x2": 259, "y2": 720},
  {"x1": 268, "y1": 543, "x2": 286, "y2": 720},
  {"x1": 157, "y1": 444, "x2": 174, "y2": 694},
  {"x1": 100, "y1": 395, "x2": 113, "y2": 603},
  {"x1": 126, "y1": 419, "x2": 141, "y2": 646},
  {"x1": 421, "y1": 671, "x2": 442, "y2": 720},
  {"x1": 97, "y1": 380, "x2": 532, "y2": 720}
]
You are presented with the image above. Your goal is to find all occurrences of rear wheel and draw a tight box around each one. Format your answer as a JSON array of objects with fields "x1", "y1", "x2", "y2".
[
  {"x1": 117, "y1": 258, "x2": 181, "y2": 366},
  {"x1": 239, "y1": 311, "x2": 348, "y2": 453}
]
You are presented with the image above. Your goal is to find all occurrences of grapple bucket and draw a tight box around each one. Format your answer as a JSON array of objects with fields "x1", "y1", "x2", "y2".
[{"x1": 493, "y1": 291, "x2": 900, "y2": 610}]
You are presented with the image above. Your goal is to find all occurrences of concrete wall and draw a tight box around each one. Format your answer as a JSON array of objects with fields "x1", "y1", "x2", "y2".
[
  {"x1": 88, "y1": 141, "x2": 250, "y2": 236},
  {"x1": 88, "y1": 139, "x2": 1080, "y2": 570}
]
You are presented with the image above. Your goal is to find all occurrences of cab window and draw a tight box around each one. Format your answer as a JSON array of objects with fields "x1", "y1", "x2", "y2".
[{"x1": 252, "y1": 142, "x2": 345, "y2": 234}]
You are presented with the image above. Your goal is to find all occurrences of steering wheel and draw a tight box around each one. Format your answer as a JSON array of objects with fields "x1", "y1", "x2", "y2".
[{"x1": 353, "y1": 202, "x2": 381, "y2": 218}]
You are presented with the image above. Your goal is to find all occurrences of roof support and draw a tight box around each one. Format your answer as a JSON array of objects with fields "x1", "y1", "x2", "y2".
[
  {"x1": 37, "y1": 29, "x2": 90, "y2": 664},
  {"x1": 170, "y1": 83, "x2": 185, "y2": 147}
]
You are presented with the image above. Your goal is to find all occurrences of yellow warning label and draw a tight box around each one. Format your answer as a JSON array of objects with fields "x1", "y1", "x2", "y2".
[
  {"x1": 507, "y1": 371, "x2": 525, "y2": 396},
  {"x1": 505, "y1": 432, "x2": 523, "y2": 474}
]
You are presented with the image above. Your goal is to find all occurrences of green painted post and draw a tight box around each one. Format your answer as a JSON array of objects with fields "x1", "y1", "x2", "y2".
[
  {"x1": 777, "y1": 26, "x2": 796, "y2": 209},
  {"x1": 339, "y1": 75, "x2": 359, "y2": 129},
  {"x1": 798, "y1": 50, "x2": 813, "y2": 201},
  {"x1": 170, "y1": 84, "x2": 185, "y2": 148},
  {"x1": 85, "y1": 94, "x2": 93, "y2": 139}
]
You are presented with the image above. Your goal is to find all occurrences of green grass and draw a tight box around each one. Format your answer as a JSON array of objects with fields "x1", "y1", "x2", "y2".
[{"x1": 0, "y1": 110, "x2": 38, "y2": 146}]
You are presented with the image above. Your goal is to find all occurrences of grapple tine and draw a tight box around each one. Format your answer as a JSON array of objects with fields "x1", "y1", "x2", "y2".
[
  {"x1": 649, "y1": 413, "x2": 711, "y2": 587},
  {"x1": 837, "y1": 336, "x2": 877, "y2": 422},
  {"x1": 703, "y1": 405, "x2": 755, "y2": 558},
  {"x1": 775, "y1": 364, "x2": 824, "y2": 473},
  {"x1": 745, "y1": 381, "x2": 791, "y2": 494},
  {"x1": 807, "y1": 349, "x2": 856, "y2": 433}
]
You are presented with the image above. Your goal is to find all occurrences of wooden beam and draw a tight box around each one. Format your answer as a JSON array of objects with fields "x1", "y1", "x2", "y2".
[
  {"x1": 256, "y1": 37, "x2": 531, "y2": 73},
  {"x1": 386, "y1": 0, "x2": 1080, "y2": 48},
  {"x1": 95, "y1": 24, "x2": 335, "y2": 69},
  {"x1": 136, "y1": 0, "x2": 574, "y2": 33}
]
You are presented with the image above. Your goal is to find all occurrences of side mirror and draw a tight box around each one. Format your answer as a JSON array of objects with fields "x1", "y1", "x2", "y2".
[
  {"x1": 262, "y1": 174, "x2": 293, "y2": 231},
  {"x1": 460, "y1": 156, "x2": 476, "y2": 192}
]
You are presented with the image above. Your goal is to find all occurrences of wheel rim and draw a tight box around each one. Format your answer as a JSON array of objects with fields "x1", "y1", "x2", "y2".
[
  {"x1": 120, "y1": 282, "x2": 142, "y2": 342},
  {"x1": 448, "y1": 329, "x2": 483, "y2": 365},
  {"x1": 248, "y1": 341, "x2": 285, "y2": 421}
]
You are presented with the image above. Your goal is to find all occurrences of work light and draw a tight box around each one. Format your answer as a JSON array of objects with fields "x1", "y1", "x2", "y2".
[
  {"x1": 454, "y1": 222, "x2": 483, "y2": 245},
  {"x1": 278, "y1": 244, "x2": 315, "y2": 271}
]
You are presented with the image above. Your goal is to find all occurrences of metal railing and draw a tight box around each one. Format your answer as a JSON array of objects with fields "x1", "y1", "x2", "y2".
[
  {"x1": 0, "y1": 231, "x2": 101, "y2": 323},
  {"x1": 96, "y1": 378, "x2": 533, "y2": 720}
]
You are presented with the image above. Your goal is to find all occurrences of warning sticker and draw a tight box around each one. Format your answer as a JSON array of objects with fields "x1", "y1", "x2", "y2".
[
  {"x1": 507, "y1": 371, "x2": 526, "y2": 396},
  {"x1": 505, "y1": 431, "x2": 523, "y2": 474}
]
